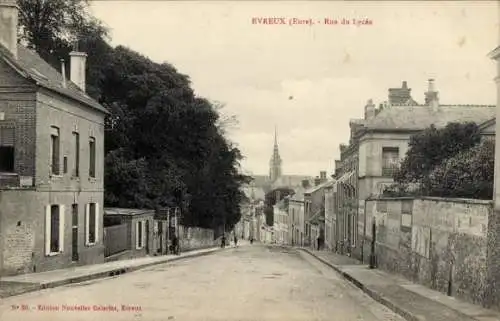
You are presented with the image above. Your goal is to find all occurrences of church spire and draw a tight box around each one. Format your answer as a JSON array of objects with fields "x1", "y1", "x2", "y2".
[{"x1": 269, "y1": 125, "x2": 282, "y2": 182}]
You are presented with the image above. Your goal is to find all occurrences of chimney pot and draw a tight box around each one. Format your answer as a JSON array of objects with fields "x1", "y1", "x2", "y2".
[
  {"x1": 402, "y1": 81, "x2": 407, "y2": 89},
  {"x1": 0, "y1": 0, "x2": 19, "y2": 59},
  {"x1": 60, "y1": 59, "x2": 67, "y2": 88}
]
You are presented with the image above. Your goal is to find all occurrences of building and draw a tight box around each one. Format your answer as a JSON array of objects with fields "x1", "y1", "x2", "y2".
[
  {"x1": 103, "y1": 208, "x2": 155, "y2": 261},
  {"x1": 246, "y1": 128, "x2": 313, "y2": 199},
  {"x1": 0, "y1": 1, "x2": 109, "y2": 276},
  {"x1": 272, "y1": 199, "x2": 288, "y2": 244},
  {"x1": 303, "y1": 172, "x2": 331, "y2": 249},
  {"x1": 334, "y1": 80, "x2": 495, "y2": 261},
  {"x1": 288, "y1": 183, "x2": 307, "y2": 246}
]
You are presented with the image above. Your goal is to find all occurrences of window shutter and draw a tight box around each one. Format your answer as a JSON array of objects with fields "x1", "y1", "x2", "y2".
[
  {"x1": 95, "y1": 203, "x2": 99, "y2": 244},
  {"x1": 85, "y1": 204, "x2": 90, "y2": 245},
  {"x1": 142, "y1": 220, "x2": 146, "y2": 249},
  {"x1": 59, "y1": 205, "x2": 65, "y2": 252},
  {"x1": 135, "y1": 222, "x2": 140, "y2": 249},
  {"x1": 45, "y1": 205, "x2": 51, "y2": 255}
]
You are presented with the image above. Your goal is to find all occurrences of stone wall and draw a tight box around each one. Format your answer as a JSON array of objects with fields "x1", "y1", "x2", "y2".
[
  {"x1": 364, "y1": 197, "x2": 492, "y2": 307},
  {"x1": 178, "y1": 226, "x2": 216, "y2": 251}
]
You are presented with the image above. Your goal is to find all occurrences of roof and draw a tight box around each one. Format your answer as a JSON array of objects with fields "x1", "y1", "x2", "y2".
[
  {"x1": 305, "y1": 179, "x2": 335, "y2": 194},
  {"x1": 479, "y1": 118, "x2": 495, "y2": 132},
  {"x1": 104, "y1": 208, "x2": 155, "y2": 216},
  {"x1": 271, "y1": 175, "x2": 314, "y2": 189},
  {"x1": 289, "y1": 186, "x2": 306, "y2": 202},
  {"x1": 0, "y1": 44, "x2": 109, "y2": 114},
  {"x1": 364, "y1": 105, "x2": 495, "y2": 131}
]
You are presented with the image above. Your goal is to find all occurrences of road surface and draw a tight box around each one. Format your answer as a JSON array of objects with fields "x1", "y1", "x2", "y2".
[{"x1": 0, "y1": 244, "x2": 405, "y2": 321}]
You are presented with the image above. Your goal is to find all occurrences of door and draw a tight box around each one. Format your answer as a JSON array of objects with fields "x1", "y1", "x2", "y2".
[{"x1": 71, "y1": 204, "x2": 79, "y2": 262}]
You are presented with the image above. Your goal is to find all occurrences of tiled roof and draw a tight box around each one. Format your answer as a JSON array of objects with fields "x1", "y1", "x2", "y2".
[
  {"x1": 364, "y1": 105, "x2": 495, "y2": 131},
  {"x1": 0, "y1": 44, "x2": 108, "y2": 114}
]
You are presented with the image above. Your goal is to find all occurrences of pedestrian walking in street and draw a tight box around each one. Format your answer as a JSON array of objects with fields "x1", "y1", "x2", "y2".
[
  {"x1": 172, "y1": 235, "x2": 180, "y2": 255},
  {"x1": 221, "y1": 235, "x2": 226, "y2": 248},
  {"x1": 234, "y1": 235, "x2": 238, "y2": 247}
]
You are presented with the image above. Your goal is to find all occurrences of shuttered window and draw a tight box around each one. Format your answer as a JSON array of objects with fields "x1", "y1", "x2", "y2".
[{"x1": 0, "y1": 126, "x2": 14, "y2": 172}]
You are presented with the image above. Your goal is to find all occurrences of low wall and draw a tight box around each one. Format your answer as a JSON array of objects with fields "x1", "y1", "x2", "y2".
[
  {"x1": 364, "y1": 197, "x2": 493, "y2": 307},
  {"x1": 104, "y1": 224, "x2": 128, "y2": 257},
  {"x1": 178, "y1": 226, "x2": 216, "y2": 251}
]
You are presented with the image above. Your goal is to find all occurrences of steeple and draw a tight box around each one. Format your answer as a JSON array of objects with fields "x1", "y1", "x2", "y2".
[{"x1": 269, "y1": 126, "x2": 282, "y2": 182}]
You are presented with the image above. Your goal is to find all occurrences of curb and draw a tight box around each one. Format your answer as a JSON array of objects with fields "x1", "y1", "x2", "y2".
[
  {"x1": 0, "y1": 247, "x2": 221, "y2": 299},
  {"x1": 300, "y1": 248, "x2": 423, "y2": 321}
]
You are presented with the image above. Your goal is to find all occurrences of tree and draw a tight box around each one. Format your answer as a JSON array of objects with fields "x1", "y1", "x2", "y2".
[
  {"x1": 18, "y1": 1, "x2": 251, "y2": 231},
  {"x1": 394, "y1": 122, "x2": 481, "y2": 188},
  {"x1": 17, "y1": 0, "x2": 108, "y2": 68},
  {"x1": 264, "y1": 188, "x2": 295, "y2": 226},
  {"x1": 427, "y1": 139, "x2": 494, "y2": 200}
]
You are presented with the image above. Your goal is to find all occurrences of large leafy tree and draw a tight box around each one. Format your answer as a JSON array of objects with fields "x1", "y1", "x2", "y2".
[
  {"x1": 17, "y1": 0, "x2": 250, "y2": 230},
  {"x1": 394, "y1": 122, "x2": 481, "y2": 187},
  {"x1": 427, "y1": 139, "x2": 494, "y2": 200}
]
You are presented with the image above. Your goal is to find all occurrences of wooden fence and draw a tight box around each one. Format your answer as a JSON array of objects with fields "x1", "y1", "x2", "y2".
[{"x1": 103, "y1": 224, "x2": 128, "y2": 257}]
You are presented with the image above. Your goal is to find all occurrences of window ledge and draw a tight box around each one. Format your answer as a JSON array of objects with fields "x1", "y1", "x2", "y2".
[
  {"x1": 86, "y1": 242, "x2": 96, "y2": 247},
  {"x1": 46, "y1": 251, "x2": 61, "y2": 257},
  {"x1": 50, "y1": 174, "x2": 63, "y2": 180},
  {"x1": 88, "y1": 177, "x2": 97, "y2": 182},
  {"x1": 71, "y1": 176, "x2": 80, "y2": 181}
]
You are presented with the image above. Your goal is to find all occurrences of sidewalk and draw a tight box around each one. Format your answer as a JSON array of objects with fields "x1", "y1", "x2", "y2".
[
  {"x1": 0, "y1": 246, "x2": 224, "y2": 299},
  {"x1": 302, "y1": 248, "x2": 500, "y2": 321}
]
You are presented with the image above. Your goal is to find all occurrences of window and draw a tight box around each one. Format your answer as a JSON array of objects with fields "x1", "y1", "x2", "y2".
[
  {"x1": 0, "y1": 126, "x2": 14, "y2": 172},
  {"x1": 50, "y1": 127, "x2": 60, "y2": 175},
  {"x1": 63, "y1": 156, "x2": 68, "y2": 174},
  {"x1": 73, "y1": 132, "x2": 79, "y2": 177},
  {"x1": 85, "y1": 203, "x2": 99, "y2": 245},
  {"x1": 136, "y1": 220, "x2": 146, "y2": 249},
  {"x1": 382, "y1": 147, "x2": 399, "y2": 177},
  {"x1": 45, "y1": 204, "x2": 65, "y2": 255},
  {"x1": 89, "y1": 137, "x2": 96, "y2": 178}
]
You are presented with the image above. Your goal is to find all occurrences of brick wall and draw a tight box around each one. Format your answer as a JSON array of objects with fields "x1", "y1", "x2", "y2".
[
  {"x1": 363, "y1": 197, "x2": 496, "y2": 308},
  {"x1": 0, "y1": 60, "x2": 37, "y2": 183}
]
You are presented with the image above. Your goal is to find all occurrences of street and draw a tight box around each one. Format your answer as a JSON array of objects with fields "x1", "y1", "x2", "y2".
[{"x1": 0, "y1": 245, "x2": 405, "y2": 321}]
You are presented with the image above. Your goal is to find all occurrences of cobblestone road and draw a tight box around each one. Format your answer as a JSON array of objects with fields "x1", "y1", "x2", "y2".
[{"x1": 0, "y1": 245, "x2": 405, "y2": 321}]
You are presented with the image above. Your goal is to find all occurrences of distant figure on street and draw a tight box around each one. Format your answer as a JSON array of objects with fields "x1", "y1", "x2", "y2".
[
  {"x1": 221, "y1": 235, "x2": 226, "y2": 248},
  {"x1": 234, "y1": 235, "x2": 238, "y2": 247},
  {"x1": 172, "y1": 235, "x2": 180, "y2": 255},
  {"x1": 250, "y1": 238, "x2": 254, "y2": 244},
  {"x1": 317, "y1": 235, "x2": 324, "y2": 251}
]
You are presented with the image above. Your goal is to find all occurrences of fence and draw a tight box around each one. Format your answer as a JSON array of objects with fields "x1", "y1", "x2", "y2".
[{"x1": 104, "y1": 224, "x2": 128, "y2": 257}]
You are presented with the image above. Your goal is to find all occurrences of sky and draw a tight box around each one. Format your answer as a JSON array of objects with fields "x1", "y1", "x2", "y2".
[{"x1": 90, "y1": 1, "x2": 498, "y2": 176}]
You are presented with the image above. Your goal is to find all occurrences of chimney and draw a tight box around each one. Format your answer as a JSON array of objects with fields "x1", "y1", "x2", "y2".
[
  {"x1": 60, "y1": 59, "x2": 67, "y2": 88},
  {"x1": 0, "y1": 0, "x2": 19, "y2": 59},
  {"x1": 424, "y1": 79, "x2": 439, "y2": 111},
  {"x1": 364, "y1": 99, "x2": 376, "y2": 119},
  {"x1": 69, "y1": 41, "x2": 88, "y2": 92},
  {"x1": 320, "y1": 171, "x2": 327, "y2": 181},
  {"x1": 314, "y1": 176, "x2": 321, "y2": 186},
  {"x1": 301, "y1": 179, "x2": 310, "y2": 189},
  {"x1": 388, "y1": 81, "x2": 412, "y2": 105}
]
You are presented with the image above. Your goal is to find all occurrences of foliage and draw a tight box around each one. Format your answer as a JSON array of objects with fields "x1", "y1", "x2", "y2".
[
  {"x1": 394, "y1": 122, "x2": 481, "y2": 185},
  {"x1": 427, "y1": 139, "x2": 494, "y2": 200},
  {"x1": 18, "y1": 1, "x2": 251, "y2": 230},
  {"x1": 385, "y1": 122, "x2": 492, "y2": 200},
  {"x1": 264, "y1": 188, "x2": 295, "y2": 226}
]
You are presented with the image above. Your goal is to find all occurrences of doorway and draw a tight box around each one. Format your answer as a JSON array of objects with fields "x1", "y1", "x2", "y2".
[{"x1": 71, "y1": 204, "x2": 79, "y2": 262}]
